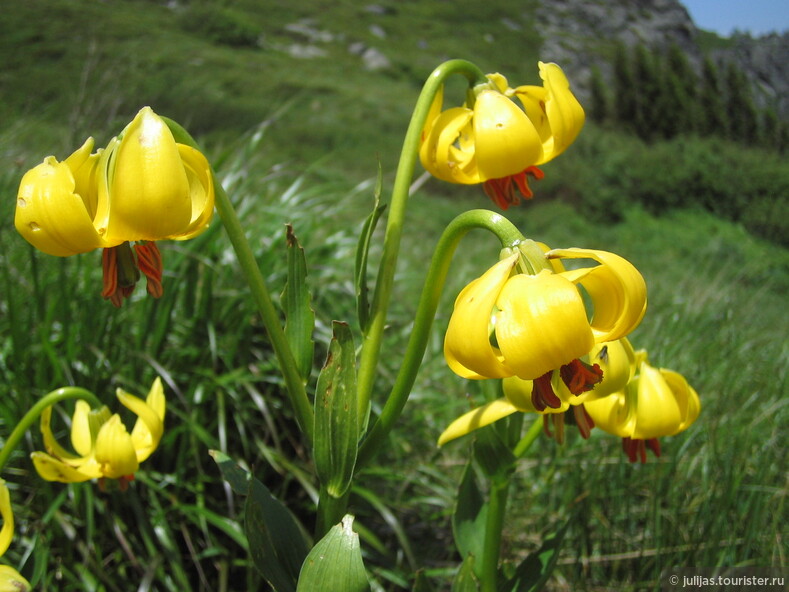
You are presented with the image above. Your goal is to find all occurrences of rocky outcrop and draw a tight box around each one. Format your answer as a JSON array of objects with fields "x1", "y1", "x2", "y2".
[
  {"x1": 533, "y1": 0, "x2": 787, "y2": 118},
  {"x1": 711, "y1": 32, "x2": 789, "y2": 117}
]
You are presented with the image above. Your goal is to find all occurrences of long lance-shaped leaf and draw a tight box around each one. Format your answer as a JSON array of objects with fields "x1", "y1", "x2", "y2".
[
  {"x1": 297, "y1": 515, "x2": 369, "y2": 592},
  {"x1": 314, "y1": 321, "x2": 359, "y2": 497},
  {"x1": 354, "y1": 163, "x2": 386, "y2": 335},
  {"x1": 282, "y1": 224, "x2": 315, "y2": 382},
  {"x1": 452, "y1": 460, "x2": 487, "y2": 578},
  {"x1": 210, "y1": 451, "x2": 310, "y2": 592}
]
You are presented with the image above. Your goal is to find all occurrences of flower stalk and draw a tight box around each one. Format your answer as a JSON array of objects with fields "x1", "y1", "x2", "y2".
[
  {"x1": 163, "y1": 117, "x2": 315, "y2": 442},
  {"x1": 355, "y1": 59, "x2": 488, "y2": 428},
  {"x1": 357, "y1": 209, "x2": 526, "y2": 465},
  {"x1": 0, "y1": 387, "x2": 102, "y2": 472}
]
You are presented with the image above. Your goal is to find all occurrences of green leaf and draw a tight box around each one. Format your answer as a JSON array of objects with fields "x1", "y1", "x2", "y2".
[
  {"x1": 210, "y1": 450, "x2": 310, "y2": 592},
  {"x1": 297, "y1": 515, "x2": 369, "y2": 592},
  {"x1": 209, "y1": 449, "x2": 251, "y2": 494},
  {"x1": 452, "y1": 460, "x2": 487, "y2": 578},
  {"x1": 282, "y1": 224, "x2": 316, "y2": 381},
  {"x1": 452, "y1": 554, "x2": 480, "y2": 592},
  {"x1": 314, "y1": 321, "x2": 359, "y2": 497},
  {"x1": 473, "y1": 424, "x2": 516, "y2": 479},
  {"x1": 354, "y1": 163, "x2": 386, "y2": 335},
  {"x1": 501, "y1": 518, "x2": 570, "y2": 592}
]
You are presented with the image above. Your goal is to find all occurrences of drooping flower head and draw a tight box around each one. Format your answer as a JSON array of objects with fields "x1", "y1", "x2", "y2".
[
  {"x1": 584, "y1": 351, "x2": 701, "y2": 462},
  {"x1": 439, "y1": 244, "x2": 646, "y2": 446},
  {"x1": 31, "y1": 378, "x2": 166, "y2": 489},
  {"x1": 420, "y1": 62, "x2": 584, "y2": 209},
  {"x1": 15, "y1": 107, "x2": 214, "y2": 306}
]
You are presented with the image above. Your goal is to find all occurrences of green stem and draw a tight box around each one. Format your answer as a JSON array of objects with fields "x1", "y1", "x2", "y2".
[
  {"x1": 513, "y1": 415, "x2": 544, "y2": 459},
  {"x1": 163, "y1": 116, "x2": 313, "y2": 442},
  {"x1": 358, "y1": 209, "x2": 524, "y2": 466},
  {"x1": 355, "y1": 59, "x2": 488, "y2": 426},
  {"x1": 0, "y1": 387, "x2": 103, "y2": 472},
  {"x1": 480, "y1": 477, "x2": 510, "y2": 592},
  {"x1": 315, "y1": 487, "x2": 351, "y2": 539},
  {"x1": 211, "y1": 179, "x2": 314, "y2": 441}
]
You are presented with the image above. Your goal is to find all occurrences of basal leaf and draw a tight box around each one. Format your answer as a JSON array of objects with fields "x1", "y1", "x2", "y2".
[
  {"x1": 297, "y1": 515, "x2": 369, "y2": 592},
  {"x1": 282, "y1": 224, "x2": 315, "y2": 382},
  {"x1": 354, "y1": 162, "x2": 386, "y2": 335},
  {"x1": 314, "y1": 321, "x2": 359, "y2": 497},
  {"x1": 452, "y1": 460, "x2": 487, "y2": 578}
]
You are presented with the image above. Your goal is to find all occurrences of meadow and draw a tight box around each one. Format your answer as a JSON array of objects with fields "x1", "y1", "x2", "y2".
[
  {"x1": 1, "y1": 117, "x2": 787, "y2": 590},
  {"x1": 1, "y1": 2, "x2": 788, "y2": 590}
]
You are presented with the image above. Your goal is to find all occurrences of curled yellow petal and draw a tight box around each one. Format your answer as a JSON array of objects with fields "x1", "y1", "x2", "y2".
[
  {"x1": 94, "y1": 415, "x2": 139, "y2": 479},
  {"x1": 174, "y1": 144, "x2": 215, "y2": 239},
  {"x1": 585, "y1": 338, "x2": 637, "y2": 401},
  {"x1": 69, "y1": 400, "x2": 94, "y2": 457},
  {"x1": 444, "y1": 254, "x2": 518, "y2": 379},
  {"x1": 473, "y1": 90, "x2": 542, "y2": 180},
  {"x1": 0, "y1": 565, "x2": 31, "y2": 592},
  {"x1": 105, "y1": 107, "x2": 193, "y2": 242},
  {"x1": 584, "y1": 389, "x2": 633, "y2": 438},
  {"x1": 40, "y1": 406, "x2": 80, "y2": 462},
  {"x1": 550, "y1": 248, "x2": 647, "y2": 343},
  {"x1": 420, "y1": 107, "x2": 478, "y2": 183},
  {"x1": 119, "y1": 378, "x2": 166, "y2": 462},
  {"x1": 438, "y1": 398, "x2": 520, "y2": 446},
  {"x1": 495, "y1": 270, "x2": 594, "y2": 379},
  {"x1": 30, "y1": 452, "x2": 98, "y2": 482},
  {"x1": 0, "y1": 480, "x2": 13, "y2": 556},
  {"x1": 629, "y1": 363, "x2": 683, "y2": 439},
  {"x1": 15, "y1": 150, "x2": 107, "y2": 256},
  {"x1": 536, "y1": 61, "x2": 585, "y2": 163},
  {"x1": 658, "y1": 369, "x2": 701, "y2": 434}
]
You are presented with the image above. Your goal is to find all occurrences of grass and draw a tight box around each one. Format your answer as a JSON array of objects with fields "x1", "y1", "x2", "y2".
[
  {"x1": 2, "y1": 118, "x2": 787, "y2": 589},
  {"x1": 1, "y1": 2, "x2": 788, "y2": 590}
]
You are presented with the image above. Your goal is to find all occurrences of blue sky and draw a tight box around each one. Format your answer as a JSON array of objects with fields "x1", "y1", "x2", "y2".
[{"x1": 682, "y1": 0, "x2": 789, "y2": 36}]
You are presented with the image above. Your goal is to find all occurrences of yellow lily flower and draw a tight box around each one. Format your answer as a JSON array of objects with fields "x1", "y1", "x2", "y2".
[
  {"x1": 31, "y1": 378, "x2": 166, "y2": 488},
  {"x1": 419, "y1": 62, "x2": 584, "y2": 209},
  {"x1": 15, "y1": 107, "x2": 214, "y2": 306},
  {"x1": 445, "y1": 248, "x2": 646, "y2": 381},
  {"x1": 0, "y1": 566, "x2": 30, "y2": 592},
  {"x1": 0, "y1": 480, "x2": 31, "y2": 591},
  {"x1": 439, "y1": 249, "x2": 645, "y2": 446},
  {"x1": 584, "y1": 353, "x2": 701, "y2": 462}
]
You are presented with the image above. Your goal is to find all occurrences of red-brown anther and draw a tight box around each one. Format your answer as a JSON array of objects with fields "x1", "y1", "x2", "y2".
[
  {"x1": 531, "y1": 372, "x2": 563, "y2": 411},
  {"x1": 560, "y1": 359, "x2": 604, "y2": 395},
  {"x1": 542, "y1": 413, "x2": 566, "y2": 445},
  {"x1": 573, "y1": 404, "x2": 595, "y2": 439},
  {"x1": 482, "y1": 166, "x2": 544, "y2": 210},
  {"x1": 622, "y1": 437, "x2": 662, "y2": 463},
  {"x1": 101, "y1": 241, "x2": 164, "y2": 306},
  {"x1": 134, "y1": 242, "x2": 164, "y2": 299}
]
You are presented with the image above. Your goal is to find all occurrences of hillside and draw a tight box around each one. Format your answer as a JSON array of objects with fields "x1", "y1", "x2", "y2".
[{"x1": 1, "y1": 0, "x2": 786, "y2": 173}]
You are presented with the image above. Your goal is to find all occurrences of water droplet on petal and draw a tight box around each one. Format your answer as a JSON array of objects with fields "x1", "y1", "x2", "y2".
[
  {"x1": 17, "y1": 197, "x2": 26, "y2": 207},
  {"x1": 29, "y1": 222, "x2": 40, "y2": 231}
]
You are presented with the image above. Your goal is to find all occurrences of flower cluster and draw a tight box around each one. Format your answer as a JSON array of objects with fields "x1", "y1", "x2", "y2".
[
  {"x1": 15, "y1": 107, "x2": 215, "y2": 306},
  {"x1": 439, "y1": 245, "x2": 700, "y2": 461},
  {"x1": 420, "y1": 62, "x2": 584, "y2": 209}
]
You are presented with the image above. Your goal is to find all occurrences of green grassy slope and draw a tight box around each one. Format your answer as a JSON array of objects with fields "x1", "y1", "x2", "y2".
[{"x1": 0, "y1": 0, "x2": 541, "y2": 174}]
